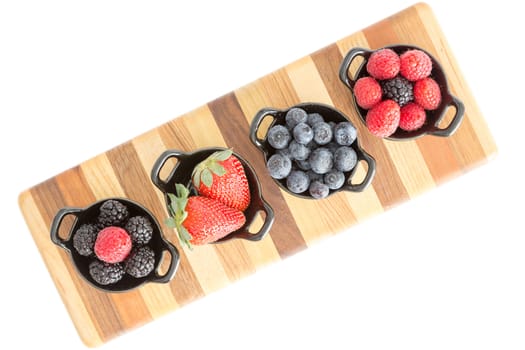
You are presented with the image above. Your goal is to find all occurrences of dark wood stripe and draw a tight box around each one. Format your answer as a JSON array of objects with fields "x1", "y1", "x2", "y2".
[
  {"x1": 312, "y1": 43, "x2": 410, "y2": 209},
  {"x1": 105, "y1": 141, "x2": 205, "y2": 305},
  {"x1": 208, "y1": 93, "x2": 308, "y2": 258},
  {"x1": 30, "y1": 175, "x2": 123, "y2": 342}
]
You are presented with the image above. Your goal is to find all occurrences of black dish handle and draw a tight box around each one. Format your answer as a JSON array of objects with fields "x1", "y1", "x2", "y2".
[
  {"x1": 50, "y1": 207, "x2": 83, "y2": 251},
  {"x1": 150, "y1": 149, "x2": 190, "y2": 191},
  {"x1": 339, "y1": 47, "x2": 372, "y2": 90},
  {"x1": 343, "y1": 150, "x2": 376, "y2": 193},
  {"x1": 249, "y1": 108, "x2": 279, "y2": 154},
  {"x1": 149, "y1": 239, "x2": 180, "y2": 284},
  {"x1": 429, "y1": 94, "x2": 465, "y2": 137}
]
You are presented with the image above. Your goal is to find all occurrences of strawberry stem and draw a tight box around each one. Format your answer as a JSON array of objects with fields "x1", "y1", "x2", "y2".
[{"x1": 191, "y1": 149, "x2": 233, "y2": 189}]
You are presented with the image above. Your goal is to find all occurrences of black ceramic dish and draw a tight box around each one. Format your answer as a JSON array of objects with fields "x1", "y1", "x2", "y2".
[
  {"x1": 339, "y1": 45, "x2": 465, "y2": 140},
  {"x1": 151, "y1": 147, "x2": 274, "y2": 243},
  {"x1": 250, "y1": 102, "x2": 376, "y2": 199},
  {"x1": 50, "y1": 198, "x2": 180, "y2": 293}
]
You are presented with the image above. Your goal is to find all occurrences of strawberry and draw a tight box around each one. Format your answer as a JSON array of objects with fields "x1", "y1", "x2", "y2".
[
  {"x1": 166, "y1": 184, "x2": 246, "y2": 249},
  {"x1": 192, "y1": 149, "x2": 250, "y2": 211}
]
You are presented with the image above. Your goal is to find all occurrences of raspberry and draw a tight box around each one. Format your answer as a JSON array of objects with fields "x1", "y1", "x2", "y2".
[
  {"x1": 400, "y1": 49, "x2": 432, "y2": 81},
  {"x1": 94, "y1": 226, "x2": 132, "y2": 263},
  {"x1": 365, "y1": 99, "x2": 401, "y2": 138},
  {"x1": 366, "y1": 48, "x2": 400, "y2": 80},
  {"x1": 414, "y1": 77, "x2": 441, "y2": 110},
  {"x1": 399, "y1": 103, "x2": 426, "y2": 131},
  {"x1": 354, "y1": 76, "x2": 382, "y2": 109}
]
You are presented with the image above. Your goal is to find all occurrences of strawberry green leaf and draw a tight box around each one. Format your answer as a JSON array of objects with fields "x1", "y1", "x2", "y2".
[
  {"x1": 201, "y1": 168, "x2": 213, "y2": 188},
  {"x1": 178, "y1": 226, "x2": 193, "y2": 250},
  {"x1": 165, "y1": 217, "x2": 177, "y2": 228},
  {"x1": 208, "y1": 162, "x2": 226, "y2": 176},
  {"x1": 213, "y1": 149, "x2": 232, "y2": 161}
]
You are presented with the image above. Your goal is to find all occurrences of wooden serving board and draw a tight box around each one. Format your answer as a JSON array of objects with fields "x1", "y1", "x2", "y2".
[{"x1": 18, "y1": 3, "x2": 497, "y2": 347}]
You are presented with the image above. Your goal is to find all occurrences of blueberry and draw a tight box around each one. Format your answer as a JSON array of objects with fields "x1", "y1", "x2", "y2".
[
  {"x1": 334, "y1": 122, "x2": 357, "y2": 146},
  {"x1": 307, "y1": 113, "x2": 324, "y2": 126},
  {"x1": 312, "y1": 122, "x2": 333, "y2": 145},
  {"x1": 309, "y1": 147, "x2": 333, "y2": 174},
  {"x1": 276, "y1": 146, "x2": 293, "y2": 160},
  {"x1": 295, "y1": 159, "x2": 312, "y2": 171},
  {"x1": 307, "y1": 170, "x2": 323, "y2": 183},
  {"x1": 267, "y1": 124, "x2": 291, "y2": 150},
  {"x1": 293, "y1": 122, "x2": 314, "y2": 145},
  {"x1": 334, "y1": 146, "x2": 357, "y2": 172},
  {"x1": 289, "y1": 140, "x2": 310, "y2": 161},
  {"x1": 267, "y1": 153, "x2": 292, "y2": 179},
  {"x1": 285, "y1": 107, "x2": 308, "y2": 129},
  {"x1": 309, "y1": 181, "x2": 330, "y2": 199},
  {"x1": 326, "y1": 141, "x2": 339, "y2": 154},
  {"x1": 324, "y1": 170, "x2": 345, "y2": 190},
  {"x1": 286, "y1": 170, "x2": 310, "y2": 194}
]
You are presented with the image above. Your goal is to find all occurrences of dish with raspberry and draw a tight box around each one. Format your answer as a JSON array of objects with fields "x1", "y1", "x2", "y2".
[
  {"x1": 51, "y1": 198, "x2": 180, "y2": 292},
  {"x1": 339, "y1": 45, "x2": 465, "y2": 140}
]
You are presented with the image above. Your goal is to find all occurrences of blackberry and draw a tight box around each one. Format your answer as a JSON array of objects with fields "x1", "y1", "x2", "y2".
[
  {"x1": 125, "y1": 246, "x2": 155, "y2": 278},
  {"x1": 381, "y1": 76, "x2": 414, "y2": 106},
  {"x1": 89, "y1": 260, "x2": 125, "y2": 285},
  {"x1": 125, "y1": 216, "x2": 153, "y2": 245},
  {"x1": 97, "y1": 199, "x2": 129, "y2": 227},
  {"x1": 73, "y1": 224, "x2": 98, "y2": 256}
]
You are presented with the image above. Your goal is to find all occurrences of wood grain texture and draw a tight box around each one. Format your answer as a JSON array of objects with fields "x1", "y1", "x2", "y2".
[{"x1": 18, "y1": 3, "x2": 497, "y2": 347}]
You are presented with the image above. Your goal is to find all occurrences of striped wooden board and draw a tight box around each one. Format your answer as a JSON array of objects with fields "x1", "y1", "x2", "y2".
[{"x1": 18, "y1": 3, "x2": 497, "y2": 347}]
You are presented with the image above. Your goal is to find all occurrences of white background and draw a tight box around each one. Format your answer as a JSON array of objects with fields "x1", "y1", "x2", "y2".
[{"x1": 1, "y1": 1, "x2": 523, "y2": 349}]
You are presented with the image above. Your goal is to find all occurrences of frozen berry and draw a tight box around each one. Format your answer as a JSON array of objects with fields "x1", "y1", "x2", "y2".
[
  {"x1": 98, "y1": 199, "x2": 129, "y2": 227},
  {"x1": 400, "y1": 49, "x2": 432, "y2": 81},
  {"x1": 312, "y1": 122, "x2": 333, "y2": 145},
  {"x1": 94, "y1": 226, "x2": 132, "y2": 264},
  {"x1": 267, "y1": 153, "x2": 292, "y2": 179},
  {"x1": 89, "y1": 260, "x2": 125, "y2": 285},
  {"x1": 399, "y1": 103, "x2": 427, "y2": 131},
  {"x1": 125, "y1": 246, "x2": 155, "y2": 278},
  {"x1": 125, "y1": 216, "x2": 153, "y2": 245},
  {"x1": 309, "y1": 147, "x2": 333, "y2": 174},
  {"x1": 276, "y1": 147, "x2": 293, "y2": 159},
  {"x1": 333, "y1": 122, "x2": 357, "y2": 146},
  {"x1": 366, "y1": 48, "x2": 400, "y2": 80},
  {"x1": 73, "y1": 224, "x2": 98, "y2": 256},
  {"x1": 285, "y1": 107, "x2": 308, "y2": 129},
  {"x1": 381, "y1": 76, "x2": 413, "y2": 107},
  {"x1": 366, "y1": 99, "x2": 401, "y2": 138},
  {"x1": 324, "y1": 170, "x2": 345, "y2": 190},
  {"x1": 307, "y1": 113, "x2": 324, "y2": 126},
  {"x1": 334, "y1": 146, "x2": 357, "y2": 172},
  {"x1": 307, "y1": 170, "x2": 323, "y2": 183},
  {"x1": 286, "y1": 170, "x2": 310, "y2": 194},
  {"x1": 293, "y1": 122, "x2": 314, "y2": 145},
  {"x1": 267, "y1": 124, "x2": 291, "y2": 149},
  {"x1": 309, "y1": 181, "x2": 329, "y2": 199},
  {"x1": 354, "y1": 76, "x2": 382, "y2": 109},
  {"x1": 414, "y1": 77, "x2": 441, "y2": 110},
  {"x1": 289, "y1": 140, "x2": 311, "y2": 161},
  {"x1": 295, "y1": 159, "x2": 312, "y2": 171}
]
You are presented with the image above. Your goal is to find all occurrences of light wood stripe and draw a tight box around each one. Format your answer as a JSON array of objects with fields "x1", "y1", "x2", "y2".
[{"x1": 18, "y1": 192, "x2": 103, "y2": 347}]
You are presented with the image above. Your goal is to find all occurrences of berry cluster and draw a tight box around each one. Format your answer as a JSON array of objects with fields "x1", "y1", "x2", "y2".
[
  {"x1": 72, "y1": 199, "x2": 156, "y2": 286},
  {"x1": 266, "y1": 107, "x2": 359, "y2": 199},
  {"x1": 353, "y1": 48, "x2": 442, "y2": 138}
]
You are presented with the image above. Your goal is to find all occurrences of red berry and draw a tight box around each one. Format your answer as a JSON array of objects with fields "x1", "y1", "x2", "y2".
[
  {"x1": 366, "y1": 99, "x2": 400, "y2": 138},
  {"x1": 354, "y1": 77, "x2": 382, "y2": 109},
  {"x1": 414, "y1": 77, "x2": 441, "y2": 110},
  {"x1": 399, "y1": 49, "x2": 432, "y2": 81},
  {"x1": 399, "y1": 103, "x2": 426, "y2": 131},
  {"x1": 366, "y1": 48, "x2": 400, "y2": 80},
  {"x1": 94, "y1": 226, "x2": 132, "y2": 263}
]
